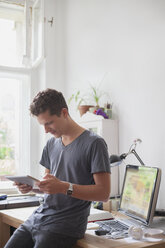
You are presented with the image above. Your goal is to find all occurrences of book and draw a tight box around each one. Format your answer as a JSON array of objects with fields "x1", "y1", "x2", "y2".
[
  {"x1": 0, "y1": 195, "x2": 41, "y2": 210},
  {"x1": 88, "y1": 207, "x2": 113, "y2": 222}
]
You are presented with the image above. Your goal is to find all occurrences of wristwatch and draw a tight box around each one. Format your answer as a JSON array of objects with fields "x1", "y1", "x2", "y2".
[{"x1": 67, "y1": 183, "x2": 73, "y2": 196}]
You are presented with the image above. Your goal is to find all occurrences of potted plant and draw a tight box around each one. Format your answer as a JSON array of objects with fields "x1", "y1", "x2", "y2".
[
  {"x1": 68, "y1": 85, "x2": 112, "y2": 117},
  {"x1": 90, "y1": 85, "x2": 103, "y2": 107},
  {"x1": 87, "y1": 85, "x2": 106, "y2": 113},
  {"x1": 68, "y1": 91, "x2": 94, "y2": 116}
]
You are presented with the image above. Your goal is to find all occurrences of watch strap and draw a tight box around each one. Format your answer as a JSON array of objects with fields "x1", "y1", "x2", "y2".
[{"x1": 67, "y1": 183, "x2": 73, "y2": 196}]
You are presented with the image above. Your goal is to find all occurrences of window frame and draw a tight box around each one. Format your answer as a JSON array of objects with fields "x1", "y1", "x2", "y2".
[
  {"x1": 0, "y1": 0, "x2": 45, "y2": 193},
  {"x1": 31, "y1": 0, "x2": 45, "y2": 67},
  {"x1": 0, "y1": 0, "x2": 45, "y2": 69}
]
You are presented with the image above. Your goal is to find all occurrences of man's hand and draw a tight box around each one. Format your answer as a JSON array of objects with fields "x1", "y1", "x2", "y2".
[
  {"x1": 37, "y1": 174, "x2": 64, "y2": 194},
  {"x1": 14, "y1": 182, "x2": 32, "y2": 194}
]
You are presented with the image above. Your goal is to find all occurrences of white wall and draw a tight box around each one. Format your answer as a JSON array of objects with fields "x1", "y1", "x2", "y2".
[
  {"x1": 49, "y1": 0, "x2": 165, "y2": 208},
  {"x1": 44, "y1": 0, "x2": 66, "y2": 93}
]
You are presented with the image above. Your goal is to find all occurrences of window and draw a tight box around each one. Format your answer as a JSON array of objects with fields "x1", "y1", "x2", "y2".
[
  {"x1": 0, "y1": 75, "x2": 30, "y2": 182},
  {"x1": 0, "y1": 2, "x2": 24, "y2": 67},
  {"x1": 0, "y1": 0, "x2": 39, "y2": 192},
  {"x1": 0, "y1": 0, "x2": 44, "y2": 68},
  {"x1": 0, "y1": 78, "x2": 19, "y2": 180},
  {"x1": 0, "y1": 0, "x2": 45, "y2": 193}
]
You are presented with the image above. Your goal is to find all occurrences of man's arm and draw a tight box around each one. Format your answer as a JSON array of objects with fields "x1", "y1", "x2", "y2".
[
  {"x1": 71, "y1": 172, "x2": 111, "y2": 202},
  {"x1": 38, "y1": 172, "x2": 111, "y2": 202}
]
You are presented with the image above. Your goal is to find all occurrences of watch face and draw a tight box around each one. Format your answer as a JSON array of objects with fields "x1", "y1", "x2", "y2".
[
  {"x1": 67, "y1": 190, "x2": 73, "y2": 196},
  {"x1": 67, "y1": 183, "x2": 73, "y2": 195}
]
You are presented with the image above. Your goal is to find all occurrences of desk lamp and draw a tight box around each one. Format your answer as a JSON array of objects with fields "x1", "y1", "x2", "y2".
[
  {"x1": 108, "y1": 139, "x2": 144, "y2": 211},
  {"x1": 110, "y1": 138, "x2": 145, "y2": 167}
]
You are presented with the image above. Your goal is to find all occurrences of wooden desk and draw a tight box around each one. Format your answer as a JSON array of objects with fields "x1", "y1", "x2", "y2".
[{"x1": 0, "y1": 207, "x2": 165, "y2": 248}]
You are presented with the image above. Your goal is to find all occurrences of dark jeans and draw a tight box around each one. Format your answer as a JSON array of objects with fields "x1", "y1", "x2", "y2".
[{"x1": 4, "y1": 224, "x2": 78, "y2": 248}]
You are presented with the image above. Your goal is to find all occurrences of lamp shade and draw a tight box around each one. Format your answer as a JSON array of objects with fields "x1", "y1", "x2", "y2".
[
  {"x1": 109, "y1": 153, "x2": 127, "y2": 167},
  {"x1": 110, "y1": 139, "x2": 145, "y2": 167}
]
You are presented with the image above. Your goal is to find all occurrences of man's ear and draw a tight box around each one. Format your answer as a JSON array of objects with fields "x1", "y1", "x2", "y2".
[{"x1": 61, "y1": 108, "x2": 69, "y2": 118}]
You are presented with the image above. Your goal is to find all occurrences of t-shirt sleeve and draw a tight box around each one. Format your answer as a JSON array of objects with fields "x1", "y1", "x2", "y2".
[
  {"x1": 89, "y1": 138, "x2": 111, "y2": 174},
  {"x1": 40, "y1": 141, "x2": 51, "y2": 169}
]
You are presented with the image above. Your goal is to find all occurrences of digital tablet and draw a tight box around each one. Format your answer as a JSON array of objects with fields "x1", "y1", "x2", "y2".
[{"x1": 6, "y1": 175, "x2": 40, "y2": 187}]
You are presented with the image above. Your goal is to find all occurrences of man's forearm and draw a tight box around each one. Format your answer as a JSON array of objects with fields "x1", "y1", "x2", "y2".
[
  {"x1": 37, "y1": 173, "x2": 111, "y2": 201},
  {"x1": 61, "y1": 182, "x2": 110, "y2": 202}
]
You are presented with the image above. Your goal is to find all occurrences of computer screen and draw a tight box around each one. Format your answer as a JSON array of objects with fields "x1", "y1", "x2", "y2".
[{"x1": 119, "y1": 165, "x2": 161, "y2": 226}]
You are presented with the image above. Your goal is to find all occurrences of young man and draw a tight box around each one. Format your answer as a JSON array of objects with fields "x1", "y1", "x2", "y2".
[{"x1": 5, "y1": 88, "x2": 111, "y2": 248}]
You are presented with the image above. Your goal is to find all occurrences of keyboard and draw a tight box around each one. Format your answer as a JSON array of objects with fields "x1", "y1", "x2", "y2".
[{"x1": 96, "y1": 219, "x2": 129, "y2": 234}]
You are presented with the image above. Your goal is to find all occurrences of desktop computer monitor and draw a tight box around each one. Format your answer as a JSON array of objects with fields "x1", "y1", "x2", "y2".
[{"x1": 119, "y1": 165, "x2": 161, "y2": 226}]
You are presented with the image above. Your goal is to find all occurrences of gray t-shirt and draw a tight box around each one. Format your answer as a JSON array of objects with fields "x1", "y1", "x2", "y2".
[{"x1": 26, "y1": 130, "x2": 110, "y2": 238}]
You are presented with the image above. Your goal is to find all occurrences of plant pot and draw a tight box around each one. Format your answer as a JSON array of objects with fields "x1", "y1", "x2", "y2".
[{"x1": 78, "y1": 105, "x2": 94, "y2": 116}]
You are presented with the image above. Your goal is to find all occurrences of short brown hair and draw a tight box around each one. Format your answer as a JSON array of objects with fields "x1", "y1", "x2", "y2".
[{"x1": 30, "y1": 88, "x2": 68, "y2": 116}]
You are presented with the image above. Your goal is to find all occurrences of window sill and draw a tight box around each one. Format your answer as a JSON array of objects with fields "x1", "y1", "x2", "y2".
[{"x1": 0, "y1": 181, "x2": 19, "y2": 195}]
